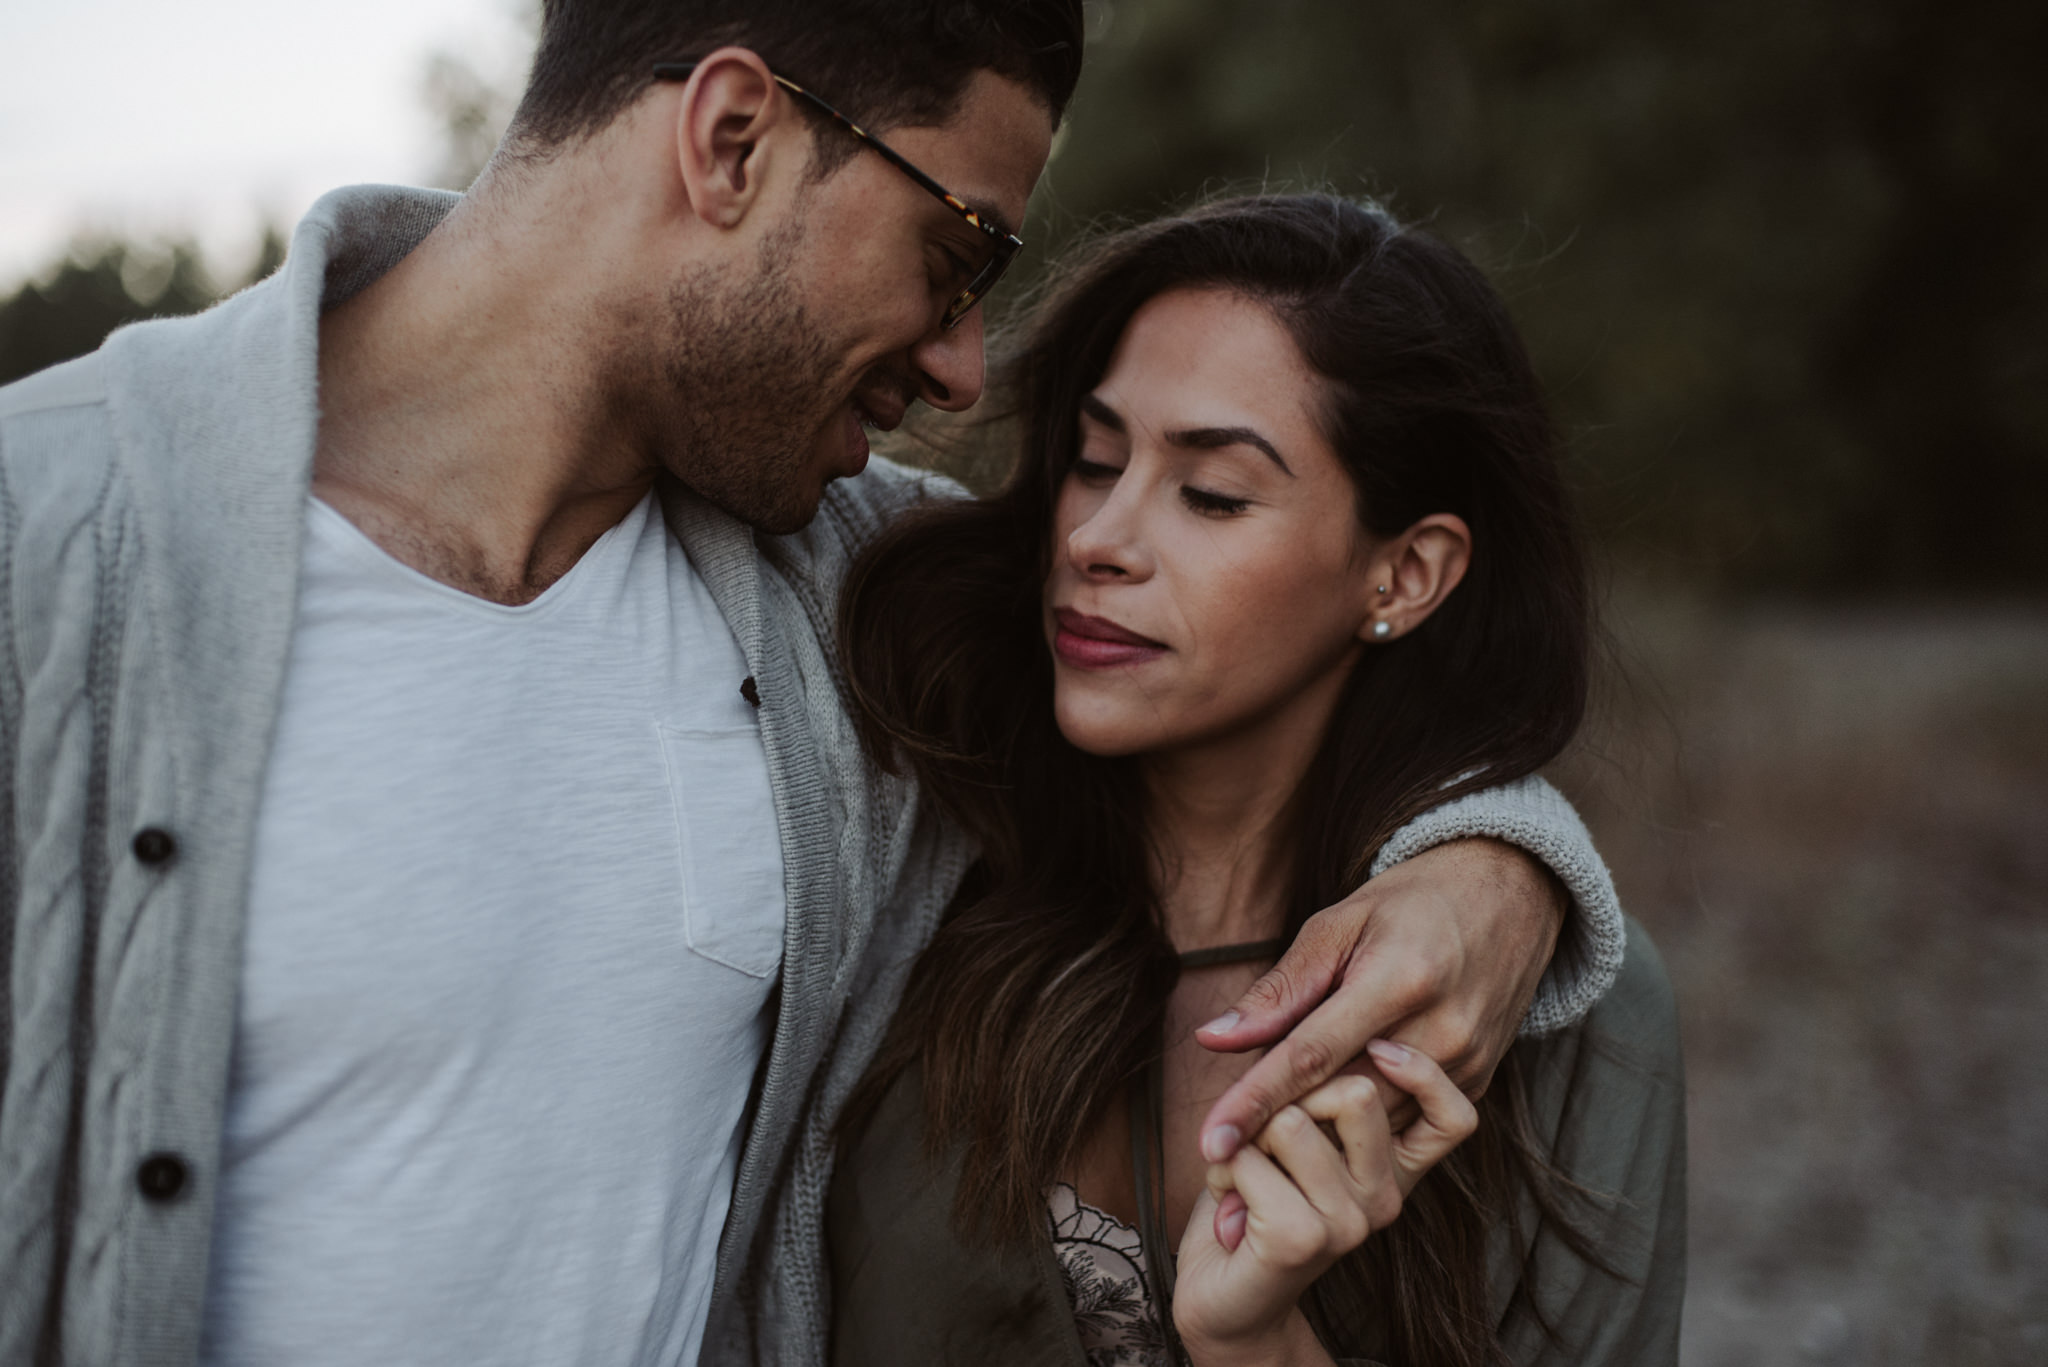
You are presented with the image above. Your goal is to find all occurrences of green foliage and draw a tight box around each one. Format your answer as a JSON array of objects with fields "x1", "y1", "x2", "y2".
[
  {"x1": 423, "y1": 50, "x2": 522, "y2": 191},
  {"x1": 1024, "y1": 0, "x2": 2048, "y2": 594},
  {"x1": 0, "y1": 240, "x2": 215, "y2": 388},
  {"x1": 0, "y1": 227, "x2": 285, "y2": 390},
  {"x1": 4, "y1": 0, "x2": 2039, "y2": 593}
]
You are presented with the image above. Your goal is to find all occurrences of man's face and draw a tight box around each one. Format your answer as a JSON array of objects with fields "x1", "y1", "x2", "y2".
[{"x1": 656, "y1": 69, "x2": 1053, "y2": 533}]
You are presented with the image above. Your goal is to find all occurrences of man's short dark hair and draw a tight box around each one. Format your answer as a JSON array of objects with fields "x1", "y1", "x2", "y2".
[{"x1": 511, "y1": 0, "x2": 1085, "y2": 157}]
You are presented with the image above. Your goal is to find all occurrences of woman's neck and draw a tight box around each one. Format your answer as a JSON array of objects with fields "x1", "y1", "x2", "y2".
[{"x1": 1142, "y1": 687, "x2": 1339, "y2": 953}]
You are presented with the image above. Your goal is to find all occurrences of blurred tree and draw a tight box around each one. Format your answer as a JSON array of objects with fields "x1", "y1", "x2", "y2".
[
  {"x1": 423, "y1": 50, "x2": 522, "y2": 191},
  {"x1": 421, "y1": 3, "x2": 536, "y2": 190},
  {"x1": 4, "y1": 0, "x2": 2039, "y2": 594},
  {"x1": 0, "y1": 240, "x2": 218, "y2": 387},
  {"x1": 1815, "y1": 0, "x2": 2048, "y2": 592},
  {"x1": 247, "y1": 224, "x2": 290, "y2": 286},
  {"x1": 1028, "y1": 0, "x2": 2048, "y2": 594},
  {"x1": 0, "y1": 8, "x2": 524, "y2": 388}
]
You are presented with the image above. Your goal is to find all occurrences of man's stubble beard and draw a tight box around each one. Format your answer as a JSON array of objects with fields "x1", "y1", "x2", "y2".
[{"x1": 654, "y1": 218, "x2": 844, "y2": 535}]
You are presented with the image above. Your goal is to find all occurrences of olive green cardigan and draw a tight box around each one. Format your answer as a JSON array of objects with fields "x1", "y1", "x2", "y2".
[{"x1": 827, "y1": 917, "x2": 1687, "y2": 1367}]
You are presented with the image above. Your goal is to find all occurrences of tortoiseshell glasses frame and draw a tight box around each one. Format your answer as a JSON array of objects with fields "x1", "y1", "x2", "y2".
[{"x1": 652, "y1": 60, "x2": 1024, "y2": 329}]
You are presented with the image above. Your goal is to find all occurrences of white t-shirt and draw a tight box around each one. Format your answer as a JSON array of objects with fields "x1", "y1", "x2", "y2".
[{"x1": 198, "y1": 492, "x2": 786, "y2": 1366}]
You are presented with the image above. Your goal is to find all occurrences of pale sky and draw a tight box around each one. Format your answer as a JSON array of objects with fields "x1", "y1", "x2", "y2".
[{"x1": 0, "y1": 0, "x2": 534, "y2": 289}]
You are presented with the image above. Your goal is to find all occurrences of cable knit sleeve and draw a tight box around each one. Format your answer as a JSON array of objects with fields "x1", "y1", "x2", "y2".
[{"x1": 1369, "y1": 774, "x2": 1626, "y2": 1037}]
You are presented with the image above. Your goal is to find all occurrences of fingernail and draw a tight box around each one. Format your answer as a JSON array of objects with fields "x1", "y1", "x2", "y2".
[
  {"x1": 1217, "y1": 1199, "x2": 1247, "y2": 1251},
  {"x1": 1367, "y1": 1040, "x2": 1410, "y2": 1067},
  {"x1": 1198, "y1": 1010, "x2": 1240, "y2": 1036},
  {"x1": 1201, "y1": 1124, "x2": 1242, "y2": 1163}
]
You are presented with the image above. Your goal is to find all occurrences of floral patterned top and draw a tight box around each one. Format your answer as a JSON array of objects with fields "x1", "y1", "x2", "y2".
[{"x1": 1047, "y1": 1183, "x2": 1174, "y2": 1367}]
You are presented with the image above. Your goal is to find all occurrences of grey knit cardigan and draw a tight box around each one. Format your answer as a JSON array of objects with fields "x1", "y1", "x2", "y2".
[{"x1": 0, "y1": 185, "x2": 1625, "y2": 1367}]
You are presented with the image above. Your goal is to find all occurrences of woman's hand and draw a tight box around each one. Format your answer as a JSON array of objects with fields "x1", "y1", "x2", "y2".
[{"x1": 1172, "y1": 1041, "x2": 1478, "y2": 1367}]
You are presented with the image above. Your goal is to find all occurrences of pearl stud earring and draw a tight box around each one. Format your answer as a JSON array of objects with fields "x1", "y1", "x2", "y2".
[{"x1": 1372, "y1": 621, "x2": 1392, "y2": 639}]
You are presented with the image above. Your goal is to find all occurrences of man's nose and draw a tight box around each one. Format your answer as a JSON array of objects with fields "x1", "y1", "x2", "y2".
[{"x1": 909, "y1": 306, "x2": 986, "y2": 413}]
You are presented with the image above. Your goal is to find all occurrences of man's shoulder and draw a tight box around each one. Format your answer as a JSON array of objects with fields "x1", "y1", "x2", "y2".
[
  {"x1": 0, "y1": 285, "x2": 264, "y2": 493},
  {"x1": 766, "y1": 454, "x2": 970, "y2": 584},
  {"x1": 0, "y1": 350, "x2": 111, "y2": 420},
  {"x1": 818, "y1": 453, "x2": 969, "y2": 535},
  {"x1": 0, "y1": 351, "x2": 121, "y2": 507}
]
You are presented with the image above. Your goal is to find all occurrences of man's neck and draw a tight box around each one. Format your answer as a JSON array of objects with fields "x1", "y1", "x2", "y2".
[{"x1": 311, "y1": 169, "x2": 664, "y2": 606}]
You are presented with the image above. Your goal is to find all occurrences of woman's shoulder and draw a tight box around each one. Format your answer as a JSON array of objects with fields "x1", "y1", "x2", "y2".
[
  {"x1": 1576, "y1": 915, "x2": 1683, "y2": 1076},
  {"x1": 1487, "y1": 914, "x2": 1687, "y2": 1366},
  {"x1": 1514, "y1": 915, "x2": 1681, "y2": 1089}
]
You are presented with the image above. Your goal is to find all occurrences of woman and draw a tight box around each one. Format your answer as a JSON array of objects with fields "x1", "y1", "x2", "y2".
[{"x1": 827, "y1": 196, "x2": 1684, "y2": 1366}]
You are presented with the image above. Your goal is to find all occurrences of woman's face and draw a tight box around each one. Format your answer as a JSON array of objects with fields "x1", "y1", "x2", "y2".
[{"x1": 1044, "y1": 288, "x2": 1383, "y2": 759}]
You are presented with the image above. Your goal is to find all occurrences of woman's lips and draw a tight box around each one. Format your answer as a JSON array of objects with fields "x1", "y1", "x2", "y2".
[{"x1": 1053, "y1": 607, "x2": 1168, "y2": 669}]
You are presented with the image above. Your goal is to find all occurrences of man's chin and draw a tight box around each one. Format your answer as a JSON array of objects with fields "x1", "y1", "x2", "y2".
[
  {"x1": 742, "y1": 423, "x2": 868, "y2": 534},
  {"x1": 659, "y1": 436, "x2": 840, "y2": 535},
  {"x1": 696, "y1": 480, "x2": 821, "y2": 537},
  {"x1": 716, "y1": 464, "x2": 834, "y2": 537},
  {"x1": 749, "y1": 490, "x2": 826, "y2": 537}
]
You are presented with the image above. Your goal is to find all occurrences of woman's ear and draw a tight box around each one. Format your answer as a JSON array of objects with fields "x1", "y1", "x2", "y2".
[
  {"x1": 672, "y1": 47, "x2": 795, "y2": 230},
  {"x1": 1359, "y1": 513, "x2": 1473, "y2": 644}
]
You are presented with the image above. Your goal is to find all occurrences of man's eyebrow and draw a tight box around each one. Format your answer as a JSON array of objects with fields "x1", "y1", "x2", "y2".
[
  {"x1": 1166, "y1": 425, "x2": 1295, "y2": 477},
  {"x1": 1078, "y1": 393, "x2": 1126, "y2": 433},
  {"x1": 958, "y1": 196, "x2": 1019, "y2": 241}
]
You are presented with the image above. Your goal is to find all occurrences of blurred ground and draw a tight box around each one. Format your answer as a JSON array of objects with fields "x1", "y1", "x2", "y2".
[{"x1": 1550, "y1": 593, "x2": 2048, "y2": 1365}]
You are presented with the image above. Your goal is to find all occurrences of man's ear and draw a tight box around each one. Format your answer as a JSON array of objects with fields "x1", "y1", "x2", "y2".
[
  {"x1": 1360, "y1": 513, "x2": 1473, "y2": 644},
  {"x1": 672, "y1": 47, "x2": 800, "y2": 230}
]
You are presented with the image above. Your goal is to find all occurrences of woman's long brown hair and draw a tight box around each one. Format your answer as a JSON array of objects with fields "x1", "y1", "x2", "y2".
[{"x1": 839, "y1": 195, "x2": 1599, "y2": 1367}]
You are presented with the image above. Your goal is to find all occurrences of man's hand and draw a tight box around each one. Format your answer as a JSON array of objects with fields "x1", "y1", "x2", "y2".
[{"x1": 1194, "y1": 837, "x2": 1565, "y2": 1166}]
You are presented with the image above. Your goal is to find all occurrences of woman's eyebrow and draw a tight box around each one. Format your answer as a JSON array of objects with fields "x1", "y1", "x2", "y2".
[
  {"x1": 1079, "y1": 393, "x2": 1126, "y2": 433},
  {"x1": 1165, "y1": 425, "x2": 1295, "y2": 477}
]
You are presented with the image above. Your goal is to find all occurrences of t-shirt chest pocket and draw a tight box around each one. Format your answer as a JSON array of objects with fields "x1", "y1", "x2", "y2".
[{"x1": 658, "y1": 722, "x2": 788, "y2": 979}]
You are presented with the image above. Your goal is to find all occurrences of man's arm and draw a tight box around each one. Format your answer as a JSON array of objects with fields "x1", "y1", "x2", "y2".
[{"x1": 1195, "y1": 775, "x2": 1625, "y2": 1164}]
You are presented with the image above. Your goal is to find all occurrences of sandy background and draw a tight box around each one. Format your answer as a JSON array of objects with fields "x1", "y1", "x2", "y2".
[{"x1": 1555, "y1": 596, "x2": 2048, "y2": 1364}]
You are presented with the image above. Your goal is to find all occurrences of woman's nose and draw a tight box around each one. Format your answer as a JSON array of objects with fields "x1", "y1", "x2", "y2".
[{"x1": 1065, "y1": 486, "x2": 1153, "y2": 582}]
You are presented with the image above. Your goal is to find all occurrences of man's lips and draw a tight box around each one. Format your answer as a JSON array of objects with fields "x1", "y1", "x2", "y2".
[
  {"x1": 836, "y1": 395, "x2": 908, "y2": 479},
  {"x1": 837, "y1": 408, "x2": 872, "y2": 476},
  {"x1": 1053, "y1": 607, "x2": 1168, "y2": 668},
  {"x1": 853, "y1": 394, "x2": 907, "y2": 433}
]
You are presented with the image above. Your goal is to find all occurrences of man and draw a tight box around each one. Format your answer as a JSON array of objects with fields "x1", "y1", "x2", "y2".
[{"x1": 0, "y1": 3, "x2": 1631, "y2": 1364}]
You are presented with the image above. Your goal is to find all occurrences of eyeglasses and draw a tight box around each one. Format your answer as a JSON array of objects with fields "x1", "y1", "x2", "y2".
[{"x1": 653, "y1": 60, "x2": 1024, "y2": 330}]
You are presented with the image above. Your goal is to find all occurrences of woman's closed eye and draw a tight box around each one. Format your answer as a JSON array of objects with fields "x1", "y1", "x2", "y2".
[
  {"x1": 1073, "y1": 457, "x2": 1249, "y2": 515},
  {"x1": 1181, "y1": 485, "x2": 1250, "y2": 516}
]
